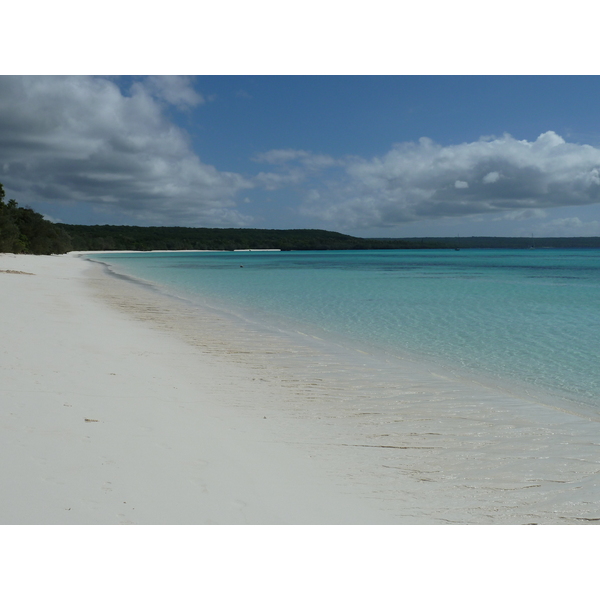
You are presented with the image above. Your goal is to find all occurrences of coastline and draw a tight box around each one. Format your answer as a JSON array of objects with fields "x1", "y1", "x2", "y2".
[
  {"x1": 0, "y1": 253, "x2": 389, "y2": 524},
  {"x1": 2, "y1": 252, "x2": 600, "y2": 524}
]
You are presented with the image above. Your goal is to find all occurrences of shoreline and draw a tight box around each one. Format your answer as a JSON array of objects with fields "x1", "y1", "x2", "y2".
[
  {"x1": 2, "y1": 253, "x2": 600, "y2": 523},
  {"x1": 91, "y1": 250, "x2": 600, "y2": 424},
  {"x1": 0, "y1": 253, "x2": 390, "y2": 524},
  {"x1": 89, "y1": 248, "x2": 600, "y2": 423}
]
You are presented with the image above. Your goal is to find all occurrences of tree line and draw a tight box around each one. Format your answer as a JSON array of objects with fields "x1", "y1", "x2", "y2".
[
  {"x1": 2, "y1": 182, "x2": 600, "y2": 254},
  {"x1": 0, "y1": 183, "x2": 72, "y2": 254},
  {"x1": 0, "y1": 182, "x2": 439, "y2": 253},
  {"x1": 59, "y1": 223, "x2": 442, "y2": 252}
]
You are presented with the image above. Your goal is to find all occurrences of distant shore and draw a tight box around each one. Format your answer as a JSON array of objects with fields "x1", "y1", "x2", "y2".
[{"x1": 2, "y1": 252, "x2": 600, "y2": 524}]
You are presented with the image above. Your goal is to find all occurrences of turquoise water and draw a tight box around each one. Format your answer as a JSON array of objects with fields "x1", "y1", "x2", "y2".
[{"x1": 92, "y1": 249, "x2": 600, "y2": 413}]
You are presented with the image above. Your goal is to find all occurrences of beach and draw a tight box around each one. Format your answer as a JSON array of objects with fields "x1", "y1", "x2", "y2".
[{"x1": 2, "y1": 252, "x2": 600, "y2": 524}]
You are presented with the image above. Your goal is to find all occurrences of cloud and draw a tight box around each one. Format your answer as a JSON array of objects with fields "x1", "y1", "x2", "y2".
[
  {"x1": 532, "y1": 217, "x2": 600, "y2": 236},
  {"x1": 298, "y1": 132, "x2": 600, "y2": 228},
  {"x1": 141, "y1": 75, "x2": 205, "y2": 109},
  {"x1": 498, "y1": 208, "x2": 547, "y2": 221},
  {"x1": 254, "y1": 149, "x2": 309, "y2": 164},
  {"x1": 0, "y1": 76, "x2": 252, "y2": 226},
  {"x1": 252, "y1": 148, "x2": 340, "y2": 192},
  {"x1": 482, "y1": 171, "x2": 501, "y2": 184},
  {"x1": 3, "y1": 77, "x2": 600, "y2": 236},
  {"x1": 42, "y1": 214, "x2": 62, "y2": 223},
  {"x1": 253, "y1": 148, "x2": 339, "y2": 169},
  {"x1": 254, "y1": 169, "x2": 306, "y2": 191}
]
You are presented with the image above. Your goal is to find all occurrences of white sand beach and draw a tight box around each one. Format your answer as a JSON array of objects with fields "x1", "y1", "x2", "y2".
[{"x1": 2, "y1": 253, "x2": 600, "y2": 524}]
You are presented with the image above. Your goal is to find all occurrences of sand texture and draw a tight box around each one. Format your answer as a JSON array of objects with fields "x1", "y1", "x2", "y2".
[{"x1": 1, "y1": 253, "x2": 600, "y2": 524}]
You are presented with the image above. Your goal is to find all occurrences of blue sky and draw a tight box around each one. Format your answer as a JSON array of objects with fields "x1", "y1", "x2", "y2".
[{"x1": 2, "y1": 75, "x2": 600, "y2": 237}]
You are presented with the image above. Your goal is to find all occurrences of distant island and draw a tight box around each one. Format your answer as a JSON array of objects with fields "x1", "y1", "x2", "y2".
[{"x1": 3, "y1": 183, "x2": 600, "y2": 254}]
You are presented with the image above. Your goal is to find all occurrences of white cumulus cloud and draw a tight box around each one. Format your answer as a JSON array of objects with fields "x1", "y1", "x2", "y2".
[
  {"x1": 141, "y1": 75, "x2": 206, "y2": 109},
  {"x1": 0, "y1": 76, "x2": 253, "y2": 226},
  {"x1": 482, "y1": 171, "x2": 501, "y2": 184},
  {"x1": 298, "y1": 132, "x2": 600, "y2": 228}
]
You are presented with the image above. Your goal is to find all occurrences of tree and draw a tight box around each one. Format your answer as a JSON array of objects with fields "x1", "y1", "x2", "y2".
[{"x1": 0, "y1": 182, "x2": 72, "y2": 254}]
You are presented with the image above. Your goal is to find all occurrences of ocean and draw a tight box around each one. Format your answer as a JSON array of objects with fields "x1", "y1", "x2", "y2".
[{"x1": 90, "y1": 248, "x2": 600, "y2": 418}]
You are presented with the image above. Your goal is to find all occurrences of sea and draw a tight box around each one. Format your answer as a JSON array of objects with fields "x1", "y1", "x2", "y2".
[{"x1": 90, "y1": 248, "x2": 600, "y2": 419}]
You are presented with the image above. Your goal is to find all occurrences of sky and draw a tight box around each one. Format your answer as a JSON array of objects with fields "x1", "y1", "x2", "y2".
[
  {"x1": 3, "y1": 0, "x2": 600, "y2": 239},
  {"x1": 3, "y1": 2, "x2": 597, "y2": 589},
  {"x1": 2, "y1": 74, "x2": 600, "y2": 238}
]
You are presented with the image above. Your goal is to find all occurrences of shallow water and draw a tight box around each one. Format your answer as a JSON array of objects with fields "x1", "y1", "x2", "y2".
[
  {"x1": 91, "y1": 248, "x2": 600, "y2": 417},
  {"x1": 83, "y1": 253, "x2": 600, "y2": 523}
]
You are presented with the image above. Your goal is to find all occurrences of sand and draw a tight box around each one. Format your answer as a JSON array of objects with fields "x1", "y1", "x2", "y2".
[
  {"x1": 1, "y1": 253, "x2": 393, "y2": 524},
  {"x1": 1, "y1": 252, "x2": 600, "y2": 524}
]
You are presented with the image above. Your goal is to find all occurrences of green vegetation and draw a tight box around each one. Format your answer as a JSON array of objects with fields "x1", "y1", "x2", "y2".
[
  {"x1": 58, "y1": 224, "x2": 442, "y2": 251},
  {"x1": 61, "y1": 225, "x2": 600, "y2": 252},
  {"x1": 3, "y1": 181, "x2": 600, "y2": 254},
  {"x1": 0, "y1": 183, "x2": 72, "y2": 254}
]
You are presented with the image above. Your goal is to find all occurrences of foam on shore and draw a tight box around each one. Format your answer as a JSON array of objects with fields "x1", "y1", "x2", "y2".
[{"x1": 2, "y1": 252, "x2": 600, "y2": 524}]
